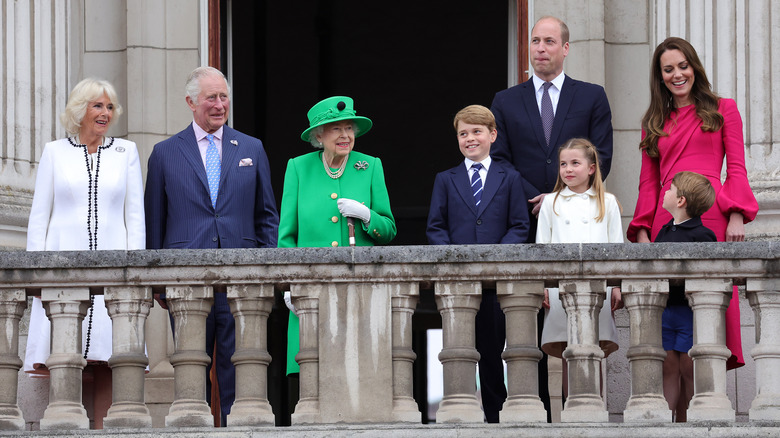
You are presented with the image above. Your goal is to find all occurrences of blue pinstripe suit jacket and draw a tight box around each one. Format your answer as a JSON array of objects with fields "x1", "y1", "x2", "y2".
[{"x1": 144, "y1": 124, "x2": 279, "y2": 249}]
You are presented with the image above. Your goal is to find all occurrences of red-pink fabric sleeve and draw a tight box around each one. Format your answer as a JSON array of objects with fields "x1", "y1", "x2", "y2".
[
  {"x1": 717, "y1": 99, "x2": 758, "y2": 223},
  {"x1": 627, "y1": 130, "x2": 661, "y2": 242}
]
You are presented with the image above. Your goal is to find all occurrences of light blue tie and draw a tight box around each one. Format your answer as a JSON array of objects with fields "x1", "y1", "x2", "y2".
[{"x1": 205, "y1": 134, "x2": 220, "y2": 209}]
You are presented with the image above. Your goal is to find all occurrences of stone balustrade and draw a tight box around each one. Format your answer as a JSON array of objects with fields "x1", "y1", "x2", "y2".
[{"x1": 0, "y1": 242, "x2": 778, "y2": 432}]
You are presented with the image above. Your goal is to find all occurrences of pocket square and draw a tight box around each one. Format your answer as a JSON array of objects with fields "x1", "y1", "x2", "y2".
[{"x1": 239, "y1": 158, "x2": 253, "y2": 167}]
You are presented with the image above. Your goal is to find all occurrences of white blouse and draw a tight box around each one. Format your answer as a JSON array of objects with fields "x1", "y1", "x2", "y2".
[{"x1": 536, "y1": 187, "x2": 623, "y2": 244}]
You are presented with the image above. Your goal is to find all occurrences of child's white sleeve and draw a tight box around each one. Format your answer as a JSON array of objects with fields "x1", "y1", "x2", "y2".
[
  {"x1": 606, "y1": 194, "x2": 624, "y2": 243},
  {"x1": 536, "y1": 195, "x2": 553, "y2": 243}
]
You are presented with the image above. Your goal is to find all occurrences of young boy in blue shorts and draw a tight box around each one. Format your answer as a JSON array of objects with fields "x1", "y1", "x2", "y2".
[
  {"x1": 655, "y1": 171, "x2": 716, "y2": 422},
  {"x1": 427, "y1": 105, "x2": 530, "y2": 422}
]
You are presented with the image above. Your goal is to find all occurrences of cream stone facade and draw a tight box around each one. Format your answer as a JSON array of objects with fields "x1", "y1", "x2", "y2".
[{"x1": 1, "y1": 0, "x2": 777, "y2": 431}]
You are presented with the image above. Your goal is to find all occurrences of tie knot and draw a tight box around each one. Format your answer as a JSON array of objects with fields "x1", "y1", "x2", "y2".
[
  {"x1": 472, "y1": 163, "x2": 483, "y2": 171},
  {"x1": 207, "y1": 134, "x2": 215, "y2": 142},
  {"x1": 543, "y1": 81, "x2": 553, "y2": 91}
]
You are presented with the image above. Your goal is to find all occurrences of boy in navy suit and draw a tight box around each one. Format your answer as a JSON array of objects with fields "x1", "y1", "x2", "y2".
[
  {"x1": 427, "y1": 105, "x2": 529, "y2": 422},
  {"x1": 655, "y1": 171, "x2": 716, "y2": 422}
]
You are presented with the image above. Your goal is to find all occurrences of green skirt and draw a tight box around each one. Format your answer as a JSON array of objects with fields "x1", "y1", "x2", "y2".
[{"x1": 287, "y1": 312, "x2": 300, "y2": 375}]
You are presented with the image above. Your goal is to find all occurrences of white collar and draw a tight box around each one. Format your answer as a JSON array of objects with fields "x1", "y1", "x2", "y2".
[
  {"x1": 532, "y1": 71, "x2": 566, "y2": 92},
  {"x1": 464, "y1": 156, "x2": 492, "y2": 171},
  {"x1": 560, "y1": 186, "x2": 596, "y2": 198},
  {"x1": 192, "y1": 121, "x2": 224, "y2": 142}
]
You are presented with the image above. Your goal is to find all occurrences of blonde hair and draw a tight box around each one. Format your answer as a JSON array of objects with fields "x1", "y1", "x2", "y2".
[
  {"x1": 60, "y1": 78, "x2": 123, "y2": 136},
  {"x1": 671, "y1": 171, "x2": 716, "y2": 218},
  {"x1": 551, "y1": 138, "x2": 615, "y2": 222},
  {"x1": 453, "y1": 105, "x2": 496, "y2": 132}
]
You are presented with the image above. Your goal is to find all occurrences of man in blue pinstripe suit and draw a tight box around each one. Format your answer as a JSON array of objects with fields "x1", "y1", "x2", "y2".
[{"x1": 144, "y1": 66, "x2": 279, "y2": 426}]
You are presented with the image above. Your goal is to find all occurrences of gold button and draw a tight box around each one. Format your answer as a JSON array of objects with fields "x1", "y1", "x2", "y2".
[
  {"x1": 331, "y1": 193, "x2": 338, "y2": 199},
  {"x1": 331, "y1": 241, "x2": 339, "y2": 247},
  {"x1": 331, "y1": 216, "x2": 339, "y2": 223}
]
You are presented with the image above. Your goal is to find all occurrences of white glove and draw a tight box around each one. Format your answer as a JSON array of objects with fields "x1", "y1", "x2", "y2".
[
  {"x1": 283, "y1": 291, "x2": 297, "y2": 316},
  {"x1": 337, "y1": 198, "x2": 371, "y2": 224}
]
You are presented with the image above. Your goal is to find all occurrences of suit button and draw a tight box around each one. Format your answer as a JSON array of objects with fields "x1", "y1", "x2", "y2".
[
  {"x1": 331, "y1": 193, "x2": 338, "y2": 199},
  {"x1": 215, "y1": 214, "x2": 220, "y2": 218},
  {"x1": 547, "y1": 159, "x2": 552, "y2": 164},
  {"x1": 331, "y1": 241, "x2": 339, "y2": 247},
  {"x1": 331, "y1": 216, "x2": 339, "y2": 223},
  {"x1": 476, "y1": 219, "x2": 483, "y2": 225},
  {"x1": 212, "y1": 237, "x2": 218, "y2": 242}
]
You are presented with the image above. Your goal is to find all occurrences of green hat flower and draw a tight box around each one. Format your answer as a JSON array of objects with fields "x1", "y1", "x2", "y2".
[{"x1": 301, "y1": 96, "x2": 373, "y2": 142}]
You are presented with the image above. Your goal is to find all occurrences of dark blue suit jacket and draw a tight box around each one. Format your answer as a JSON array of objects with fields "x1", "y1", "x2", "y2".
[
  {"x1": 145, "y1": 124, "x2": 279, "y2": 250},
  {"x1": 426, "y1": 160, "x2": 529, "y2": 245},
  {"x1": 490, "y1": 76, "x2": 613, "y2": 199}
]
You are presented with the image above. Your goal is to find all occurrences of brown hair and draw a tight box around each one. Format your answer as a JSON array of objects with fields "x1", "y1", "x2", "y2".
[
  {"x1": 453, "y1": 105, "x2": 496, "y2": 132},
  {"x1": 640, "y1": 37, "x2": 723, "y2": 157},
  {"x1": 552, "y1": 138, "x2": 617, "y2": 222},
  {"x1": 671, "y1": 171, "x2": 716, "y2": 218},
  {"x1": 534, "y1": 16, "x2": 570, "y2": 45}
]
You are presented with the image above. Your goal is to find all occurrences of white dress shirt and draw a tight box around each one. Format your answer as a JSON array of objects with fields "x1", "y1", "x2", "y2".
[
  {"x1": 193, "y1": 121, "x2": 224, "y2": 166},
  {"x1": 532, "y1": 71, "x2": 566, "y2": 116},
  {"x1": 463, "y1": 155, "x2": 492, "y2": 187}
]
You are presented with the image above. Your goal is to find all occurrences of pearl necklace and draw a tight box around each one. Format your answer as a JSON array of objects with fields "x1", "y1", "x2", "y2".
[{"x1": 322, "y1": 152, "x2": 349, "y2": 179}]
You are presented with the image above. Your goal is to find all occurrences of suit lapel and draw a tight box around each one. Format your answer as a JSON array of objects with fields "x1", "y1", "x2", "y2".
[
  {"x1": 220, "y1": 126, "x2": 240, "y2": 189},
  {"x1": 176, "y1": 125, "x2": 210, "y2": 193},
  {"x1": 520, "y1": 79, "x2": 549, "y2": 154},
  {"x1": 450, "y1": 165, "x2": 478, "y2": 216},
  {"x1": 549, "y1": 76, "x2": 576, "y2": 153},
  {"x1": 478, "y1": 164, "x2": 505, "y2": 216}
]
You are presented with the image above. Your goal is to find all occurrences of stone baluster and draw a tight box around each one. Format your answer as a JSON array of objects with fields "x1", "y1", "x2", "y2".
[
  {"x1": 0, "y1": 289, "x2": 27, "y2": 430},
  {"x1": 434, "y1": 281, "x2": 483, "y2": 423},
  {"x1": 686, "y1": 278, "x2": 735, "y2": 422},
  {"x1": 559, "y1": 280, "x2": 608, "y2": 422},
  {"x1": 164, "y1": 286, "x2": 214, "y2": 427},
  {"x1": 226, "y1": 284, "x2": 275, "y2": 426},
  {"x1": 291, "y1": 283, "x2": 322, "y2": 424},
  {"x1": 102, "y1": 286, "x2": 153, "y2": 428},
  {"x1": 389, "y1": 282, "x2": 420, "y2": 422},
  {"x1": 497, "y1": 280, "x2": 547, "y2": 423},
  {"x1": 621, "y1": 279, "x2": 671, "y2": 422},
  {"x1": 40, "y1": 287, "x2": 90, "y2": 430},
  {"x1": 746, "y1": 278, "x2": 780, "y2": 421}
]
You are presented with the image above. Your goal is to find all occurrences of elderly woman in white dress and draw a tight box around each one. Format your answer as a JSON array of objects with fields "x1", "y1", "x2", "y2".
[{"x1": 25, "y1": 78, "x2": 145, "y2": 429}]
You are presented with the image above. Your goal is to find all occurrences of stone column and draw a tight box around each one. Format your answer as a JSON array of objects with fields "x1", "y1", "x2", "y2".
[
  {"x1": 497, "y1": 280, "x2": 547, "y2": 423},
  {"x1": 226, "y1": 284, "x2": 275, "y2": 426},
  {"x1": 559, "y1": 280, "x2": 608, "y2": 423},
  {"x1": 102, "y1": 286, "x2": 153, "y2": 428},
  {"x1": 0, "y1": 289, "x2": 26, "y2": 430},
  {"x1": 686, "y1": 278, "x2": 735, "y2": 422},
  {"x1": 39, "y1": 287, "x2": 90, "y2": 430},
  {"x1": 621, "y1": 279, "x2": 671, "y2": 422},
  {"x1": 389, "y1": 282, "x2": 420, "y2": 422},
  {"x1": 291, "y1": 283, "x2": 322, "y2": 424},
  {"x1": 164, "y1": 286, "x2": 214, "y2": 427},
  {"x1": 747, "y1": 278, "x2": 780, "y2": 421},
  {"x1": 434, "y1": 281, "x2": 483, "y2": 423}
]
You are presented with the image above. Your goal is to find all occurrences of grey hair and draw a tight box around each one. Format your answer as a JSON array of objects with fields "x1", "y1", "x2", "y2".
[
  {"x1": 60, "y1": 78, "x2": 123, "y2": 136},
  {"x1": 185, "y1": 66, "x2": 230, "y2": 104},
  {"x1": 307, "y1": 121, "x2": 360, "y2": 148}
]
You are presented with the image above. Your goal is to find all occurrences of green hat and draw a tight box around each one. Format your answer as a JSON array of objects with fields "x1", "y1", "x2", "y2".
[{"x1": 300, "y1": 96, "x2": 373, "y2": 142}]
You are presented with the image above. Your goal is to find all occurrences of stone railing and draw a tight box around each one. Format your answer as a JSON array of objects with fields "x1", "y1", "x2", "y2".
[{"x1": 0, "y1": 242, "x2": 778, "y2": 431}]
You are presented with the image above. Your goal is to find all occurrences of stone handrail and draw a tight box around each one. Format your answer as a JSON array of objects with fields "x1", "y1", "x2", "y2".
[{"x1": 0, "y1": 242, "x2": 778, "y2": 429}]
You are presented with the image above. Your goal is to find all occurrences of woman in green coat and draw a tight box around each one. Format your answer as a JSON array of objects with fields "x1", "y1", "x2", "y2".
[{"x1": 279, "y1": 96, "x2": 397, "y2": 376}]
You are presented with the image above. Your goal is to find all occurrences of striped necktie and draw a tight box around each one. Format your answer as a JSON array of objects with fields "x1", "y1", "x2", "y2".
[
  {"x1": 471, "y1": 162, "x2": 483, "y2": 207},
  {"x1": 205, "y1": 134, "x2": 221, "y2": 208}
]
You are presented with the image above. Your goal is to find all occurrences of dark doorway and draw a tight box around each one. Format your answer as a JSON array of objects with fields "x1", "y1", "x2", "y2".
[
  {"x1": 225, "y1": 0, "x2": 508, "y2": 425},
  {"x1": 228, "y1": 1, "x2": 508, "y2": 245}
]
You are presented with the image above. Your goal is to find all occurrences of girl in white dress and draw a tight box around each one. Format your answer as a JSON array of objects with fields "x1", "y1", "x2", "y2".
[
  {"x1": 536, "y1": 137, "x2": 623, "y2": 397},
  {"x1": 25, "y1": 78, "x2": 145, "y2": 428}
]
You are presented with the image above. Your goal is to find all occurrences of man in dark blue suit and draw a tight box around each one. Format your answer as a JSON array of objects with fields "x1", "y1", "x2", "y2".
[
  {"x1": 427, "y1": 105, "x2": 529, "y2": 422},
  {"x1": 490, "y1": 16, "x2": 614, "y2": 421},
  {"x1": 144, "y1": 66, "x2": 279, "y2": 425}
]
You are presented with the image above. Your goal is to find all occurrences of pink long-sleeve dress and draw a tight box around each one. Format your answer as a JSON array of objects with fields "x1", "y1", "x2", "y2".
[{"x1": 628, "y1": 98, "x2": 759, "y2": 369}]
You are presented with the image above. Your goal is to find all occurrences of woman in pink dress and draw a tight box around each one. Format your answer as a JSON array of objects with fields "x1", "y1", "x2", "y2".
[{"x1": 627, "y1": 36, "x2": 759, "y2": 419}]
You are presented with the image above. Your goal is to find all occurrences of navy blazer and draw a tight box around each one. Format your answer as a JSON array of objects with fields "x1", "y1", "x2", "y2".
[
  {"x1": 145, "y1": 124, "x2": 279, "y2": 249},
  {"x1": 654, "y1": 217, "x2": 717, "y2": 243},
  {"x1": 490, "y1": 76, "x2": 613, "y2": 199},
  {"x1": 426, "y1": 160, "x2": 529, "y2": 245}
]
